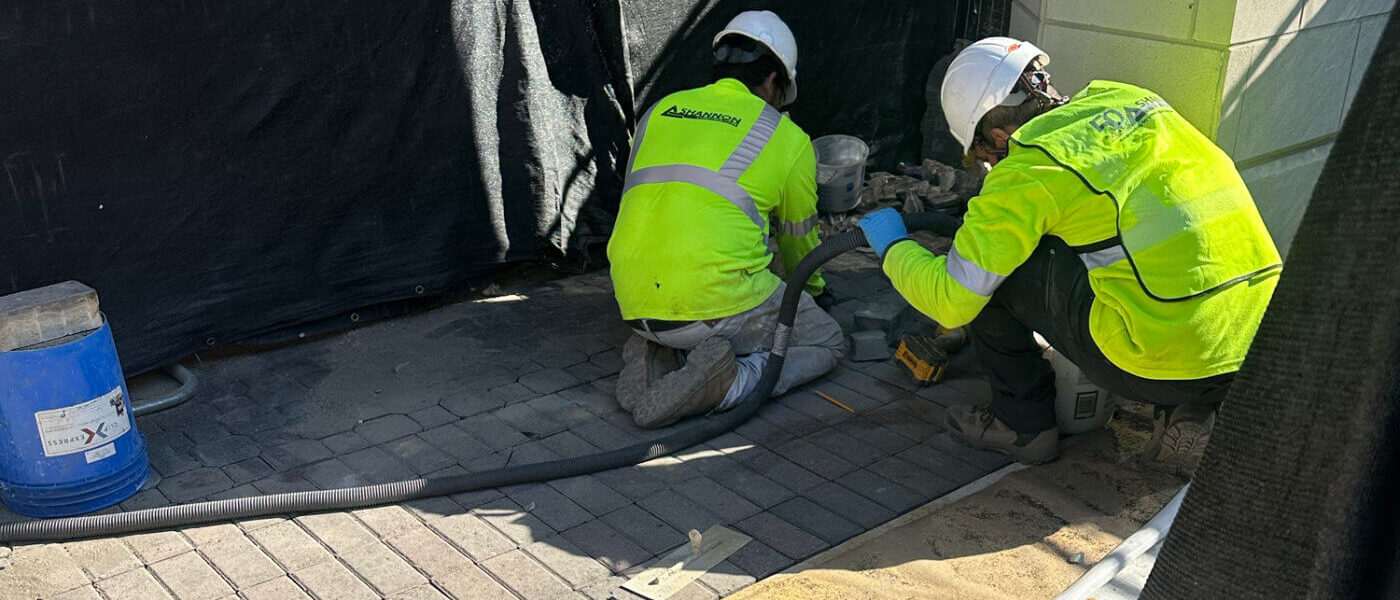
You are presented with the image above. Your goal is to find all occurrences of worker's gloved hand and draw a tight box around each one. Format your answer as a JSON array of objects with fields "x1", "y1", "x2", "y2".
[
  {"x1": 814, "y1": 290, "x2": 836, "y2": 310},
  {"x1": 858, "y1": 208, "x2": 910, "y2": 258}
]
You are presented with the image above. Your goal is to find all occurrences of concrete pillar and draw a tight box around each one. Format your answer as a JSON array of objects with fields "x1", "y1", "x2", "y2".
[{"x1": 1006, "y1": 0, "x2": 1392, "y2": 257}]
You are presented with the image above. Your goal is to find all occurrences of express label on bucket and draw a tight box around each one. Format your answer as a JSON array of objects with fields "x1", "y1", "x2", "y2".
[{"x1": 34, "y1": 388, "x2": 131, "y2": 457}]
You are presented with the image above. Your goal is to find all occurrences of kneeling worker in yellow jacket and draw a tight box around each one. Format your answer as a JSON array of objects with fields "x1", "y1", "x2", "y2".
[
  {"x1": 607, "y1": 11, "x2": 844, "y2": 429},
  {"x1": 858, "y1": 38, "x2": 1281, "y2": 473}
]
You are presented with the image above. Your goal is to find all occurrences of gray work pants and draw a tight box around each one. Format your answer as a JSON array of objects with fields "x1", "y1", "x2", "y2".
[{"x1": 633, "y1": 283, "x2": 846, "y2": 396}]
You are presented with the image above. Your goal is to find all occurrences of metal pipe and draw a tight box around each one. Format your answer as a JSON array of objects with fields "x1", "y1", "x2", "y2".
[{"x1": 1053, "y1": 483, "x2": 1190, "y2": 600}]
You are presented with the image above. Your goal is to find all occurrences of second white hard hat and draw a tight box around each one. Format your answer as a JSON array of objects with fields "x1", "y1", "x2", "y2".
[
  {"x1": 941, "y1": 37, "x2": 1050, "y2": 153},
  {"x1": 713, "y1": 11, "x2": 799, "y2": 106}
]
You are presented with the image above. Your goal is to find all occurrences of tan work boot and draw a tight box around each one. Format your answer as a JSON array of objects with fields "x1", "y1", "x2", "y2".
[
  {"x1": 616, "y1": 334, "x2": 680, "y2": 413},
  {"x1": 632, "y1": 337, "x2": 737, "y2": 429},
  {"x1": 1140, "y1": 403, "x2": 1216, "y2": 478},
  {"x1": 944, "y1": 405, "x2": 1060, "y2": 464}
]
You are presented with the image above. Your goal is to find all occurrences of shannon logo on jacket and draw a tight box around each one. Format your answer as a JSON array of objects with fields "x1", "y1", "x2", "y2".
[{"x1": 660, "y1": 105, "x2": 742, "y2": 127}]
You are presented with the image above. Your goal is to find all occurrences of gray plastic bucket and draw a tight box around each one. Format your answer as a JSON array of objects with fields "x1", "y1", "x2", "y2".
[{"x1": 813, "y1": 135, "x2": 869, "y2": 213}]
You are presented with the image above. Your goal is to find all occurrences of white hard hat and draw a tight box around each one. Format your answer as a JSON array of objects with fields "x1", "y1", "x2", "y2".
[
  {"x1": 713, "y1": 11, "x2": 799, "y2": 106},
  {"x1": 940, "y1": 37, "x2": 1049, "y2": 153}
]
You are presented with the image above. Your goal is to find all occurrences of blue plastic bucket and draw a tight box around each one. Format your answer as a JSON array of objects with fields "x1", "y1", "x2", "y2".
[{"x1": 0, "y1": 320, "x2": 149, "y2": 517}]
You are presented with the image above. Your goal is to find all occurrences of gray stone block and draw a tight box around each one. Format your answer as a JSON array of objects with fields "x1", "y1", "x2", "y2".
[
  {"x1": 734, "y1": 511, "x2": 828, "y2": 560},
  {"x1": 802, "y1": 481, "x2": 895, "y2": 529},
  {"x1": 505, "y1": 484, "x2": 594, "y2": 532},
  {"x1": 773, "y1": 438, "x2": 858, "y2": 480},
  {"x1": 0, "y1": 280, "x2": 101, "y2": 351},
  {"x1": 194, "y1": 433, "x2": 263, "y2": 467},
  {"x1": 383, "y1": 435, "x2": 458, "y2": 475},
  {"x1": 407, "y1": 405, "x2": 457, "y2": 428},
  {"x1": 223, "y1": 457, "x2": 275, "y2": 485},
  {"x1": 836, "y1": 469, "x2": 926, "y2": 512},
  {"x1": 726, "y1": 539, "x2": 790, "y2": 579},
  {"x1": 261, "y1": 439, "x2": 333, "y2": 471},
  {"x1": 519, "y1": 368, "x2": 583, "y2": 395},
  {"x1": 593, "y1": 466, "x2": 668, "y2": 501},
  {"x1": 560, "y1": 519, "x2": 653, "y2": 574},
  {"x1": 353, "y1": 415, "x2": 421, "y2": 445},
  {"x1": 691, "y1": 457, "x2": 794, "y2": 509},
  {"x1": 417, "y1": 423, "x2": 492, "y2": 462},
  {"x1": 321, "y1": 431, "x2": 372, "y2": 454},
  {"x1": 849, "y1": 330, "x2": 893, "y2": 362},
  {"x1": 598, "y1": 504, "x2": 683, "y2": 555},
  {"x1": 853, "y1": 302, "x2": 903, "y2": 333},
  {"x1": 548, "y1": 475, "x2": 631, "y2": 516},
  {"x1": 637, "y1": 489, "x2": 723, "y2": 534},
  {"x1": 161, "y1": 467, "x2": 235, "y2": 502},
  {"x1": 735, "y1": 447, "x2": 826, "y2": 493},
  {"x1": 805, "y1": 428, "x2": 885, "y2": 467},
  {"x1": 671, "y1": 477, "x2": 762, "y2": 523},
  {"x1": 769, "y1": 497, "x2": 864, "y2": 545}
]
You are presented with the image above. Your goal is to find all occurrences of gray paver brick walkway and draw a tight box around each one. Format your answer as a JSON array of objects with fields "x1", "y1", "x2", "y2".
[{"x1": 0, "y1": 253, "x2": 1002, "y2": 599}]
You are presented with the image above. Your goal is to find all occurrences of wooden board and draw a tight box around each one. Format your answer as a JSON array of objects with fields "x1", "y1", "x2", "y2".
[{"x1": 622, "y1": 525, "x2": 752, "y2": 600}]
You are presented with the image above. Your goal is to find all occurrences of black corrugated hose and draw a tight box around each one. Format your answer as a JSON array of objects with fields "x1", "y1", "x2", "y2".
[{"x1": 0, "y1": 212, "x2": 959, "y2": 543}]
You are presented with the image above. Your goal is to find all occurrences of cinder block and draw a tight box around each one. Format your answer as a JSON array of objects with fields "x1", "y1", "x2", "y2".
[
  {"x1": 1039, "y1": 24, "x2": 1227, "y2": 136},
  {"x1": 1044, "y1": 0, "x2": 1196, "y2": 40},
  {"x1": 1240, "y1": 143, "x2": 1332, "y2": 258},
  {"x1": 849, "y1": 331, "x2": 892, "y2": 362},
  {"x1": 0, "y1": 280, "x2": 101, "y2": 351},
  {"x1": 1220, "y1": 23, "x2": 1355, "y2": 161}
]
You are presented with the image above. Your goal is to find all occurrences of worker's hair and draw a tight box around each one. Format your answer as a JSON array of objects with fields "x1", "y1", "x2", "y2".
[
  {"x1": 977, "y1": 95, "x2": 1050, "y2": 141},
  {"x1": 977, "y1": 67, "x2": 1061, "y2": 141},
  {"x1": 712, "y1": 34, "x2": 790, "y2": 96}
]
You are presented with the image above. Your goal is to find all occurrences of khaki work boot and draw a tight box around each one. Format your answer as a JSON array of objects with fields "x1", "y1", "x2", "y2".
[
  {"x1": 631, "y1": 337, "x2": 737, "y2": 429},
  {"x1": 616, "y1": 334, "x2": 680, "y2": 413},
  {"x1": 1140, "y1": 403, "x2": 1216, "y2": 478},
  {"x1": 944, "y1": 404, "x2": 1060, "y2": 465}
]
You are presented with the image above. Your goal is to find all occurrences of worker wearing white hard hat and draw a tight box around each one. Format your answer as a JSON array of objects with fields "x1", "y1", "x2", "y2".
[
  {"x1": 607, "y1": 11, "x2": 843, "y2": 430},
  {"x1": 857, "y1": 37, "x2": 1282, "y2": 476}
]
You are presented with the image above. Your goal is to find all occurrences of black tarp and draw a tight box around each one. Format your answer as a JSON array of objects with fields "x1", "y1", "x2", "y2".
[
  {"x1": 1, "y1": 1, "x2": 957, "y2": 374},
  {"x1": 1142, "y1": 9, "x2": 1400, "y2": 600}
]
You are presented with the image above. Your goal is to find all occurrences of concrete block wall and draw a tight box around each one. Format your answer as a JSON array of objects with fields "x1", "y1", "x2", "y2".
[{"x1": 1006, "y1": 0, "x2": 1392, "y2": 257}]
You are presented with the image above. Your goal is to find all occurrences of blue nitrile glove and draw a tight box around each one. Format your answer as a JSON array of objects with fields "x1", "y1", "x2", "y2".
[{"x1": 858, "y1": 208, "x2": 910, "y2": 259}]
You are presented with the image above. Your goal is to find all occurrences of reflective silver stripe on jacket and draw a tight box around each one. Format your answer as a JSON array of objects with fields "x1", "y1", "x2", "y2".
[
  {"x1": 946, "y1": 245, "x2": 1007, "y2": 297},
  {"x1": 778, "y1": 214, "x2": 819, "y2": 237},
  {"x1": 621, "y1": 104, "x2": 783, "y2": 231},
  {"x1": 1079, "y1": 244, "x2": 1128, "y2": 269}
]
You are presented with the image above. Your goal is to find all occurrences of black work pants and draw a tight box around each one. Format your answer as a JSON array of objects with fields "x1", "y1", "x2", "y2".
[{"x1": 972, "y1": 237, "x2": 1234, "y2": 434}]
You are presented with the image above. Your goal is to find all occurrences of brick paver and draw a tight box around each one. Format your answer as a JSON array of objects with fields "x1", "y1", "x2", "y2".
[
  {"x1": 339, "y1": 541, "x2": 426, "y2": 596},
  {"x1": 201, "y1": 535, "x2": 283, "y2": 590},
  {"x1": 292, "y1": 559, "x2": 378, "y2": 600},
  {"x1": 1, "y1": 262, "x2": 1009, "y2": 600},
  {"x1": 241, "y1": 576, "x2": 313, "y2": 600},
  {"x1": 481, "y1": 549, "x2": 572, "y2": 600},
  {"x1": 248, "y1": 522, "x2": 335, "y2": 572},
  {"x1": 97, "y1": 568, "x2": 175, "y2": 600},
  {"x1": 65, "y1": 537, "x2": 143, "y2": 580},
  {"x1": 149, "y1": 552, "x2": 234, "y2": 600}
]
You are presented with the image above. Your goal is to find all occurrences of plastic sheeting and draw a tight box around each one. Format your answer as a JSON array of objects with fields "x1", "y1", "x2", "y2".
[{"x1": 1, "y1": 1, "x2": 957, "y2": 373}]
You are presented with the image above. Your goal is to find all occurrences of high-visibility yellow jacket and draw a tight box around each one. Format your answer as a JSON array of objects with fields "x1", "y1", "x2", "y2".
[
  {"x1": 885, "y1": 80, "x2": 1282, "y2": 380},
  {"x1": 608, "y1": 78, "x2": 825, "y2": 321}
]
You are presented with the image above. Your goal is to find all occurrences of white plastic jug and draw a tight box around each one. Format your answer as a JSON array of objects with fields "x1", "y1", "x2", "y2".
[{"x1": 1044, "y1": 346, "x2": 1117, "y2": 435}]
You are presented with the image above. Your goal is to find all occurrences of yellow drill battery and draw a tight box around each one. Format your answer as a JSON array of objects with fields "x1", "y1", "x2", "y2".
[{"x1": 895, "y1": 327, "x2": 967, "y2": 385}]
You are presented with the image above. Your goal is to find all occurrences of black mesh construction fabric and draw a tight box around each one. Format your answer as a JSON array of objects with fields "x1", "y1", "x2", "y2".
[
  {"x1": 1142, "y1": 11, "x2": 1400, "y2": 600},
  {"x1": 0, "y1": 1, "x2": 957, "y2": 374}
]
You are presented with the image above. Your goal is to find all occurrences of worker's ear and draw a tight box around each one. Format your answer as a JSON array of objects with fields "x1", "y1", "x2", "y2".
[
  {"x1": 990, "y1": 127, "x2": 1012, "y2": 149},
  {"x1": 762, "y1": 71, "x2": 780, "y2": 106}
]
